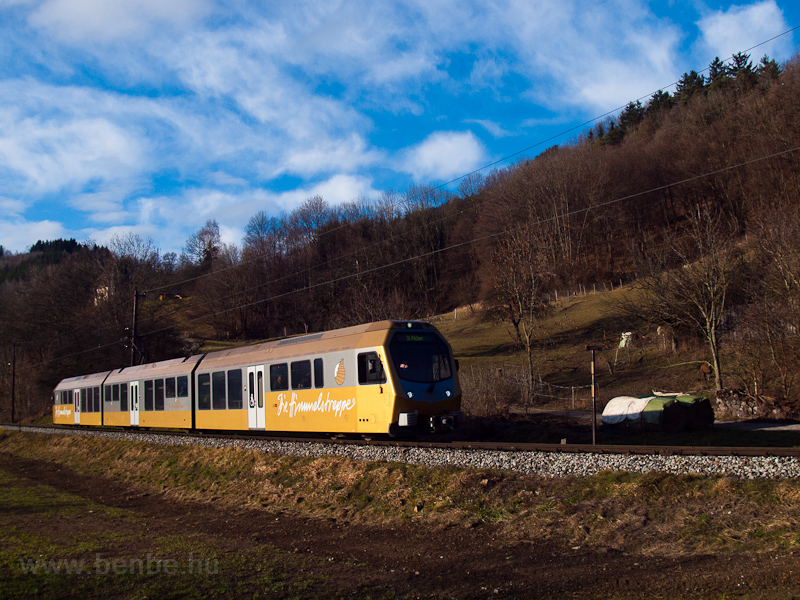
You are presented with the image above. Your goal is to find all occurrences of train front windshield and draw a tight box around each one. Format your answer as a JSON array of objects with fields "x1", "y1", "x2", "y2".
[{"x1": 389, "y1": 331, "x2": 453, "y2": 383}]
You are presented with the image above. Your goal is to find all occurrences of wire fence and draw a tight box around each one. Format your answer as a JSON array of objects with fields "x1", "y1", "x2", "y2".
[{"x1": 459, "y1": 364, "x2": 596, "y2": 417}]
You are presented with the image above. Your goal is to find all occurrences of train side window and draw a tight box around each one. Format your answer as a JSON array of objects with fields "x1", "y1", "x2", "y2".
[
  {"x1": 81, "y1": 389, "x2": 88, "y2": 413},
  {"x1": 358, "y1": 352, "x2": 386, "y2": 385},
  {"x1": 270, "y1": 364, "x2": 288, "y2": 391},
  {"x1": 177, "y1": 376, "x2": 188, "y2": 398},
  {"x1": 105, "y1": 385, "x2": 112, "y2": 403},
  {"x1": 165, "y1": 377, "x2": 176, "y2": 399},
  {"x1": 67, "y1": 390, "x2": 73, "y2": 405},
  {"x1": 291, "y1": 360, "x2": 311, "y2": 389},
  {"x1": 112, "y1": 384, "x2": 120, "y2": 404},
  {"x1": 227, "y1": 369, "x2": 243, "y2": 409},
  {"x1": 144, "y1": 380, "x2": 154, "y2": 411},
  {"x1": 155, "y1": 379, "x2": 165, "y2": 411},
  {"x1": 120, "y1": 385, "x2": 128, "y2": 412},
  {"x1": 314, "y1": 358, "x2": 324, "y2": 388},
  {"x1": 212, "y1": 371, "x2": 226, "y2": 409},
  {"x1": 93, "y1": 388, "x2": 100, "y2": 412},
  {"x1": 198, "y1": 374, "x2": 211, "y2": 410}
]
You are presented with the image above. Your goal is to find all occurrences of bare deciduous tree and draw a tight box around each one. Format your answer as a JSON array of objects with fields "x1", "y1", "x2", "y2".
[
  {"x1": 634, "y1": 206, "x2": 745, "y2": 390},
  {"x1": 487, "y1": 228, "x2": 554, "y2": 395}
]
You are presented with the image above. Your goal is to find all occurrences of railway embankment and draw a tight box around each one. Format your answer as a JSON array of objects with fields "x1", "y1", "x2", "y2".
[{"x1": 3, "y1": 428, "x2": 800, "y2": 599}]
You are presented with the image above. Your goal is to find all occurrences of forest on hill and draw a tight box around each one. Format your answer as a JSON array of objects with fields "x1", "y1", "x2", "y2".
[{"x1": 1, "y1": 52, "x2": 799, "y2": 421}]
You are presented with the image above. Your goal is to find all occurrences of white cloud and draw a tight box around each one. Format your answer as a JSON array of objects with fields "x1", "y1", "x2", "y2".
[
  {"x1": 29, "y1": 0, "x2": 211, "y2": 42},
  {"x1": 126, "y1": 174, "x2": 379, "y2": 254},
  {"x1": 399, "y1": 131, "x2": 487, "y2": 182},
  {"x1": 302, "y1": 174, "x2": 378, "y2": 206},
  {"x1": 210, "y1": 171, "x2": 249, "y2": 188},
  {"x1": 469, "y1": 56, "x2": 506, "y2": 90},
  {"x1": 0, "y1": 114, "x2": 144, "y2": 193},
  {"x1": 69, "y1": 183, "x2": 137, "y2": 224},
  {"x1": 697, "y1": 1, "x2": 792, "y2": 63},
  {"x1": 0, "y1": 195, "x2": 26, "y2": 217},
  {"x1": 3, "y1": 0, "x2": 795, "y2": 258},
  {"x1": 503, "y1": 0, "x2": 684, "y2": 110},
  {"x1": 0, "y1": 218, "x2": 65, "y2": 252},
  {"x1": 272, "y1": 134, "x2": 383, "y2": 178},
  {"x1": 466, "y1": 119, "x2": 512, "y2": 138}
]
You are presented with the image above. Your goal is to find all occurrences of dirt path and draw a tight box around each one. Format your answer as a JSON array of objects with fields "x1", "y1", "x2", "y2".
[{"x1": 3, "y1": 453, "x2": 799, "y2": 599}]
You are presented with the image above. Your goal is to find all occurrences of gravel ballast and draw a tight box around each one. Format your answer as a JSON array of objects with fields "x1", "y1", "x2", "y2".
[{"x1": 4, "y1": 425, "x2": 800, "y2": 480}]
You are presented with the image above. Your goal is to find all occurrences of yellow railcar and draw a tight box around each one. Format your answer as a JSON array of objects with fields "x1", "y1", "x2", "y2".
[
  {"x1": 53, "y1": 370, "x2": 111, "y2": 426},
  {"x1": 52, "y1": 320, "x2": 462, "y2": 436}
]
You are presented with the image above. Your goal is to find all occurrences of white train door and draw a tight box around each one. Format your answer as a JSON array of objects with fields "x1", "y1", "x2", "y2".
[
  {"x1": 247, "y1": 366, "x2": 265, "y2": 429},
  {"x1": 73, "y1": 390, "x2": 80, "y2": 424},
  {"x1": 130, "y1": 382, "x2": 139, "y2": 426}
]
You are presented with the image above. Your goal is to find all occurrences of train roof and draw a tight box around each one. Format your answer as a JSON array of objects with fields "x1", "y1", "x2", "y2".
[
  {"x1": 54, "y1": 370, "x2": 113, "y2": 391},
  {"x1": 105, "y1": 354, "x2": 204, "y2": 384},
  {"x1": 54, "y1": 321, "x2": 444, "y2": 388},
  {"x1": 197, "y1": 320, "x2": 439, "y2": 371}
]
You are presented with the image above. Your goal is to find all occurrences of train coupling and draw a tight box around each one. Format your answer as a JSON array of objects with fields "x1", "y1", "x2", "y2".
[
  {"x1": 392, "y1": 410, "x2": 464, "y2": 435},
  {"x1": 418, "y1": 410, "x2": 465, "y2": 432}
]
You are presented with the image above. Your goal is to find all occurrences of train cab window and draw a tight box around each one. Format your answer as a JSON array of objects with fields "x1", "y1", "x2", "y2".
[
  {"x1": 314, "y1": 358, "x2": 324, "y2": 388},
  {"x1": 144, "y1": 380, "x2": 154, "y2": 411},
  {"x1": 228, "y1": 369, "x2": 243, "y2": 409},
  {"x1": 177, "y1": 376, "x2": 188, "y2": 398},
  {"x1": 358, "y1": 352, "x2": 386, "y2": 385},
  {"x1": 120, "y1": 385, "x2": 128, "y2": 412},
  {"x1": 165, "y1": 377, "x2": 176, "y2": 399},
  {"x1": 291, "y1": 360, "x2": 312, "y2": 389},
  {"x1": 212, "y1": 372, "x2": 226, "y2": 409},
  {"x1": 105, "y1": 385, "x2": 112, "y2": 403},
  {"x1": 389, "y1": 331, "x2": 453, "y2": 383},
  {"x1": 270, "y1": 364, "x2": 288, "y2": 391},
  {"x1": 198, "y1": 373, "x2": 211, "y2": 410},
  {"x1": 155, "y1": 379, "x2": 165, "y2": 411}
]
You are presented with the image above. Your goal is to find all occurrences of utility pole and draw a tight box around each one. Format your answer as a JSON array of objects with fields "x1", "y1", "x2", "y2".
[
  {"x1": 586, "y1": 345, "x2": 601, "y2": 445},
  {"x1": 130, "y1": 291, "x2": 146, "y2": 366},
  {"x1": 10, "y1": 342, "x2": 17, "y2": 424}
]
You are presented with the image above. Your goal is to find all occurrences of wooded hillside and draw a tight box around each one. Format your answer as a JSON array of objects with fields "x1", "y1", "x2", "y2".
[{"x1": 2, "y1": 52, "x2": 799, "y2": 420}]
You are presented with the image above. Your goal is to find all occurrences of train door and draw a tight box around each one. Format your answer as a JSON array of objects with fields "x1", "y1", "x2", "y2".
[
  {"x1": 247, "y1": 366, "x2": 265, "y2": 429},
  {"x1": 73, "y1": 390, "x2": 80, "y2": 425},
  {"x1": 130, "y1": 382, "x2": 140, "y2": 426}
]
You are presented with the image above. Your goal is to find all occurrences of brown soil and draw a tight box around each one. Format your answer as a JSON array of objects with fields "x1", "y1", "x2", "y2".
[{"x1": 3, "y1": 453, "x2": 800, "y2": 599}]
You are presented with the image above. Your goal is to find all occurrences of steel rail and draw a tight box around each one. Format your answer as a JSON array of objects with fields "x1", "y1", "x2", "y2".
[{"x1": 5, "y1": 423, "x2": 800, "y2": 459}]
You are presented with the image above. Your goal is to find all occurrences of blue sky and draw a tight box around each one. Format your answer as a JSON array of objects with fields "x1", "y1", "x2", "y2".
[{"x1": 1, "y1": 0, "x2": 797, "y2": 256}]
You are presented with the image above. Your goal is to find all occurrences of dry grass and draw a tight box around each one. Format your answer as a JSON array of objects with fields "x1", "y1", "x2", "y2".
[
  {"x1": 438, "y1": 285, "x2": 718, "y2": 415},
  {"x1": 4, "y1": 431, "x2": 800, "y2": 557}
]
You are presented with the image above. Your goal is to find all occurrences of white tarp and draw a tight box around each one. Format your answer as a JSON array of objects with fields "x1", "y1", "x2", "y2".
[{"x1": 601, "y1": 395, "x2": 654, "y2": 425}]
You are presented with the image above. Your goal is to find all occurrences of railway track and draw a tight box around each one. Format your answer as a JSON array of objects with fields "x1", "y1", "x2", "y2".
[{"x1": 5, "y1": 422, "x2": 800, "y2": 459}]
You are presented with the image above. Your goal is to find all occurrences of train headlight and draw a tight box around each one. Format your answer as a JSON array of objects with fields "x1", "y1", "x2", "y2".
[
  {"x1": 445, "y1": 390, "x2": 451, "y2": 397},
  {"x1": 407, "y1": 391, "x2": 413, "y2": 398}
]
